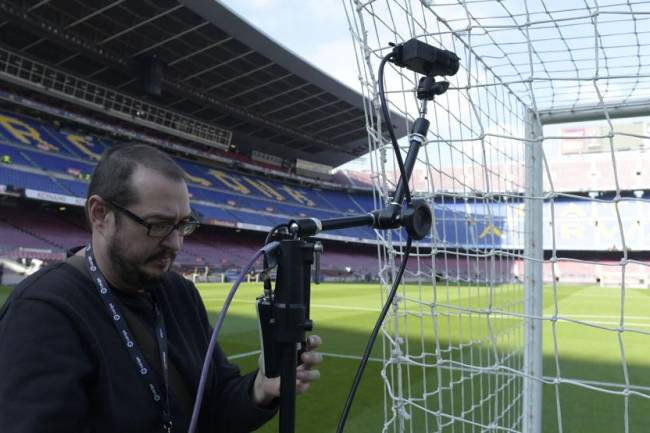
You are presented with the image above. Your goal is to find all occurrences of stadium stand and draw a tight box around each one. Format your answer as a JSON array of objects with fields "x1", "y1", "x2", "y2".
[
  {"x1": 0, "y1": 106, "x2": 548, "y2": 286},
  {"x1": 0, "y1": 109, "x2": 389, "y2": 242},
  {"x1": 0, "y1": 206, "x2": 87, "y2": 250},
  {"x1": 0, "y1": 216, "x2": 59, "y2": 252},
  {"x1": 0, "y1": 196, "x2": 389, "y2": 281},
  {"x1": 3, "y1": 107, "x2": 648, "y2": 286},
  {"x1": 5, "y1": 104, "x2": 649, "y2": 287}
]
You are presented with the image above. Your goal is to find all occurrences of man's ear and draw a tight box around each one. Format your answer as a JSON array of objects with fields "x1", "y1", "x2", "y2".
[{"x1": 87, "y1": 195, "x2": 112, "y2": 235}]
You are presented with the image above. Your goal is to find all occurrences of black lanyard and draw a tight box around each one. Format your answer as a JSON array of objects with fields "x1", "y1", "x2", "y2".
[{"x1": 85, "y1": 244, "x2": 172, "y2": 433}]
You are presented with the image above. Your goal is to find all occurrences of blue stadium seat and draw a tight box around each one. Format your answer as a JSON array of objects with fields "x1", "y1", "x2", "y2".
[
  {"x1": 191, "y1": 203, "x2": 238, "y2": 222},
  {"x1": 0, "y1": 111, "x2": 71, "y2": 155},
  {"x1": 0, "y1": 166, "x2": 70, "y2": 195},
  {"x1": 227, "y1": 209, "x2": 279, "y2": 227},
  {"x1": 352, "y1": 194, "x2": 377, "y2": 212},
  {"x1": 318, "y1": 189, "x2": 368, "y2": 213},
  {"x1": 0, "y1": 143, "x2": 33, "y2": 166},
  {"x1": 58, "y1": 179, "x2": 89, "y2": 198},
  {"x1": 21, "y1": 149, "x2": 95, "y2": 177}
]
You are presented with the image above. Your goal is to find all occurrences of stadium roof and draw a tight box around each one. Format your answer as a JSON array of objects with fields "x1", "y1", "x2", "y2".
[{"x1": 0, "y1": 0, "x2": 408, "y2": 167}]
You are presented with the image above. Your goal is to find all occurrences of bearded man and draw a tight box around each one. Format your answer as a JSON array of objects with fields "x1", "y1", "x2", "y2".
[{"x1": 0, "y1": 143, "x2": 321, "y2": 433}]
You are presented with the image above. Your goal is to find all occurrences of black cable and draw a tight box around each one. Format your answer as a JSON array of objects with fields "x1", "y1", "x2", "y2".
[
  {"x1": 334, "y1": 52, "x2": 418, "y2": 432},
  {"x1": 336, "y1": 237, "x2": 412, "y2": 433},
  {"x1": 263, "y1": 223, "x2": 288, "y2": 270},
  {"x1": 378, "y1": 52, "x2": 412, "y2": 204},
  {"x1": 187, "y1": 243, "x2": 278, "y2": 433},
  {"x1": 265, "y1": 223, "x2": 288, "y2": 245}
]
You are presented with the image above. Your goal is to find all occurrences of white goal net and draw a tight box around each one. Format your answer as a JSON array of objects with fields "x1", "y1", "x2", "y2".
[{"x1": 343, "y1": 1, "x2": 650, "y2": 432}]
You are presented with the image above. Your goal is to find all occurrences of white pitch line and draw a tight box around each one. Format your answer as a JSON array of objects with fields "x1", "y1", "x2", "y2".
[
  {"x1": 541, "y1": 376, "x2": 650, "y2": 393},
  {"x1": 228, "y1": 350, "x2": 260, "y2": 360},
  {"x1": 311, "y1": 303, "x2": 380, "y2": 312},
  {"x1": 203, "y1": 296, "x2": 635, "y2": 318},
  {"x1": 228, "y1": 349, "x2": 382, "y2": 363},
  {"x1": 201, "y1": 295, "x2": 650, "y2": 329},
  {"x1": 226, "y1": 351, "x2": 650, "y2": 393},
  {"x1": 319, "y1": 352, "x2": 383, "y2": 363},
  {"x1": 554, "y1": 314, "x2": 650, "y2": 321},
  {"x1": 201, "y1": 295, "x2": 381, "y2": 312},
  {"x1": 562, "y1": 292, "x2": 650, "y2": 299},
  {"x1": 551, "y1": 320, "x2": 650, "y2": 329}
]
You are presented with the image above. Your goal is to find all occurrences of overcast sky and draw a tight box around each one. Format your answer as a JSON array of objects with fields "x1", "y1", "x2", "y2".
[{"x1": 219, "y1": 0, "x2": 360, "y2": 91}]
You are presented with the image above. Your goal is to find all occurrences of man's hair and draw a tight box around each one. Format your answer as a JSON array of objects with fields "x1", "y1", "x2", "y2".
[{"x1": 86, "y1": 143, "x2": 185, "y2": 226}]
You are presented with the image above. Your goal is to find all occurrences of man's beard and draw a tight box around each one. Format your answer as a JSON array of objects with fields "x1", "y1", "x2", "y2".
[{"x1": 107, "y1": 235, "x2": 176, "y2": 290}]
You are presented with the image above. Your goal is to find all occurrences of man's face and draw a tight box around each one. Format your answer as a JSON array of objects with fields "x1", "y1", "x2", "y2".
[{"x1": 105, "y1": 165, "x2": 192, "y2": 289}]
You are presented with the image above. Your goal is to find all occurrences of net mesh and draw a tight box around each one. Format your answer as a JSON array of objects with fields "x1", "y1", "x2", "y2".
[{"x1": 343, "y1": 1, "x2": 650, "y2": 432}]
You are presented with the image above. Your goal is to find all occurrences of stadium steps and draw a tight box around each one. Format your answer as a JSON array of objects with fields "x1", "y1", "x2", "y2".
[
  {"x1": 190, "y1": 181, "x2": 342, "y2": 217},
  {"x1": 184, "y1": 241, "x2": 240, "y2": 269},
  {"x1": 178, "y1": 247, "x2": 208, "y2": 267},
  {"x1": 200, "y1": 240, "x2": 251, "y2": 265},
  {"x1": 58, "y1": 213, "x2": 89, "y2": 233},
  {"x1": 39, "y1": 124, "x2": 86, "y2": 158},
  {"x1": 313, "y1": 190, "x2": 342, "y2": 215},
  {"x1": 0, "y1": 217, "x2": 65, "y2": 251},
  {"x1": 348, "y1": 193, "x2": 373, "y2": 213},
  {"x1": 1, "y1": 140, "x2": 94, "y2": 171},
  {"x1": 18, "y1": 150, "x2": 78, "y2": 197}
]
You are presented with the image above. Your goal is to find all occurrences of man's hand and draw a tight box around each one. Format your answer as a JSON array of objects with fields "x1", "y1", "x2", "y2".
[{"x1": 252, "y1": 335, "x2": 323, "y2": 407}]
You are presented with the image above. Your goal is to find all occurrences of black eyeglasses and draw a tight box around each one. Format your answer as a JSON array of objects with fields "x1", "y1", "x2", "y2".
[{"x1": 107, "y1": 200, "x2": 200, "y2": 238}]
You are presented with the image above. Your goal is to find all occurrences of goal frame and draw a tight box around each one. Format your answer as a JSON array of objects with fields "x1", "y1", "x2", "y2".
[{"x1": 524, "y1": 101, "x2": 650, "y2": 433}]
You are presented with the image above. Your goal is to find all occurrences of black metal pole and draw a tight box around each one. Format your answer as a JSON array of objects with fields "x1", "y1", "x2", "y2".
[
  {"x1": 321, "y1": 214, "x2": 374, "y2": 232},
  {"x1": 278, "y1": 342, "x2": 297, "y2": 433},
  {"x1": 274, "y1": 240, "x2": 314, "y2": 433},
  {"x1": 392, "y1": 117, "x2": 429, "y2": 205}
]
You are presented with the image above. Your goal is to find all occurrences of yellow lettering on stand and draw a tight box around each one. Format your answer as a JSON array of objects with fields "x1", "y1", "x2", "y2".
[
  {"x1": 560, "y1": 222, "x2": 585, "y2": 241},
  {"x1": 66, "y1": 134, "x2": 101, "y2": 160},
  {"x1": 209, "y1": 169, "x2": 251, "y2": 194},
  {"x1": 182, "y1": 168, "x2": 212, "y2": 187},
  {"x1": 243, "y1": 177, "x2": 286, "y2": 201},
  {"x1": 559, "y1": 203, "x2": 587, "y2": 242},
  {"x1": 282, "y1": 186, "x2": 316, "y2": 207},
  {"x1": 0, "y1": 114, "x2": 58, "y2": 151},
  {"x1": 598, "y1": 221, "x2": 628, "y2": 244},
  {"x1": 479, "y1": 224, "x2": 503, "y2": 239}
]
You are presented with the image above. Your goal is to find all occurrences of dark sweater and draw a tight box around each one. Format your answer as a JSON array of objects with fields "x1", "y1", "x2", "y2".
[{"x1": 0, "y1": 262, "x2": 276, "y2": 433}]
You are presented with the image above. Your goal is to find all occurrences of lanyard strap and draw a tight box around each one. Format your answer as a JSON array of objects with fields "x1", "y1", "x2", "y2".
[{"x1": 85, "y1": 245, "x2": 173, "y2": 433}]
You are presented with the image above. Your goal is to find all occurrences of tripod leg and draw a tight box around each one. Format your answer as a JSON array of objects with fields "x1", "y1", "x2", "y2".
[{"x1": 279, "y1": 342, "x2": 298, "y2": 433}]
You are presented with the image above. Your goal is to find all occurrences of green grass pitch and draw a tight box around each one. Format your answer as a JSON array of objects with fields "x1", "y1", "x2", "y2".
[{"x1": 1, "y1": 282, "x2": 649, "y2": 432}]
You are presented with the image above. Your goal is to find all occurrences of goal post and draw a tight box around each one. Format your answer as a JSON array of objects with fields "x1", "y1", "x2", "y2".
[{"x1": 523, "y1": 110, "x2": 544, "y2": 433}]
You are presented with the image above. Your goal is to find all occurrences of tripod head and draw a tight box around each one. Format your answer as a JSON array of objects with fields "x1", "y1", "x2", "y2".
[{"x1": 417, "y1": 76, "x2": 449, "y2": 100}]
